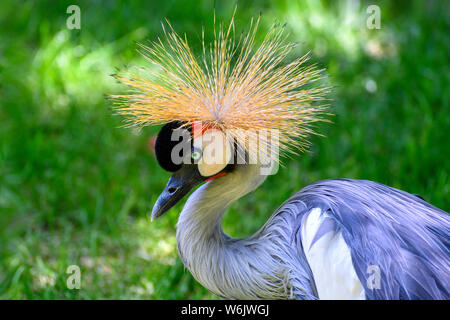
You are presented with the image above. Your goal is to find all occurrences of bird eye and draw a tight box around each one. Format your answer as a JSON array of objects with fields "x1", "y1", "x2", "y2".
[{"x1": 191, "y1": 151, "x2": 202, "y2": 161}]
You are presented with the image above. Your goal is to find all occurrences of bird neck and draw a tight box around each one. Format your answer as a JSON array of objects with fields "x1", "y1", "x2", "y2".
[
  {"x1": 177, "y1": 163, "x2": 267, "y2": 241},
  {"x1": 176, "y1": 164, "x2": 280, "y2": 299}
]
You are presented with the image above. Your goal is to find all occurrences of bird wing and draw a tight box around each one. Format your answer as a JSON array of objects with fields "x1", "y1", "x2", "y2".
[
  {"x1": 291, "y1": 179, "x2": 450, "y2": 300},
  {"x1": 300, "y1": 207, "x2": 366, "y2": 299}
]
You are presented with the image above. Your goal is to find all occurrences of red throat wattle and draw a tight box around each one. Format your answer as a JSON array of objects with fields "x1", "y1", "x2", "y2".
[{"x1": 206, "y1": 172, "x2": 227, "y2": 182}]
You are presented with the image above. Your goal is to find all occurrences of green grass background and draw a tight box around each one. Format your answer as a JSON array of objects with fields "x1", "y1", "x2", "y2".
[{"x1": 0, "y1": 0, "x2": 448, "y2": 299}]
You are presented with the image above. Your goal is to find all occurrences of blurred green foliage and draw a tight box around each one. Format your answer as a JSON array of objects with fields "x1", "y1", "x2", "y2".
[{"x1": 0, "y1": 0, "x2": 448, "y2": 299}]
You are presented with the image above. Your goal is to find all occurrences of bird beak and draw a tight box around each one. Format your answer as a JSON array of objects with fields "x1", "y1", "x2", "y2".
[{"x1": 151, "y1": 165, "x2": 204, "y2": 221}]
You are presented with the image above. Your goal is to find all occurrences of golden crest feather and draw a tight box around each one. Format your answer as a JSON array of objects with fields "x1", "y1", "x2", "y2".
[{"x1": 110, "y1": 14, "x2": 330, "y2": 161}]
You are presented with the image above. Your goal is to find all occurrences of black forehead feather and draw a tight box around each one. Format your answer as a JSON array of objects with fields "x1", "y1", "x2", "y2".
[{"x1": 154, "y1": 121, "x2": 191, "y2": 172}]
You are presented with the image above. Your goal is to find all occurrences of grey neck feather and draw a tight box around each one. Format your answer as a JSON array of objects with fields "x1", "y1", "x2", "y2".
[{"x1": 176, "y1": 164, "x2": 316, "y2": 299}]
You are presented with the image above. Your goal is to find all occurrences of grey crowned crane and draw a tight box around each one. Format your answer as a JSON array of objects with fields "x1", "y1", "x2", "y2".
[{"x1": 111, "y1": 16, "x2": 450, "y2": 299}]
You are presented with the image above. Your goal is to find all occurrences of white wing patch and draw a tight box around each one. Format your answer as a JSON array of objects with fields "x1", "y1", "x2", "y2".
[{"x1": 301, "y1": 208, "x2": 365, "y2": 300}]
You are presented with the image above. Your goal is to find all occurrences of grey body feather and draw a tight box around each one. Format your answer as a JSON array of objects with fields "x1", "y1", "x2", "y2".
[
  {"x1": 176, "y1": 164, "x2": 450, "y2": 299},
  {"x1": 296, "y1": 179, "x2": 450, "y2": 299}
]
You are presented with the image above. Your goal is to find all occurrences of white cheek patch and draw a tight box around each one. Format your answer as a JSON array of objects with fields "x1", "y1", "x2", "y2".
[{"x1": 193, "y1": 129, "x2": 232, "y2": 177}]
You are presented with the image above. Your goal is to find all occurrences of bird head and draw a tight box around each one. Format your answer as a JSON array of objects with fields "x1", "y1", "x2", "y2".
[
  {"x1": 109, "y1": 14, "x2": 329, "y2": 220},
  {"x1": 150, "y1": 121, "x2": 235, "y2": 220}
]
